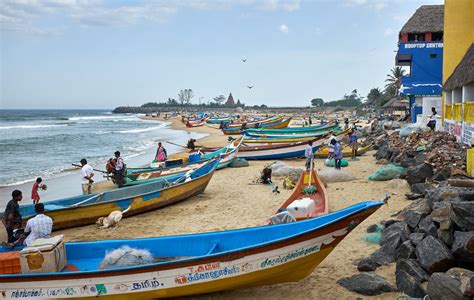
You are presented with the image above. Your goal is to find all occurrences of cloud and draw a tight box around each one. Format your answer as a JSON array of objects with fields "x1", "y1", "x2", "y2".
[
  {"x1": 343, "y1": 0, "x2": 388, "y2": 11},
  {"x1": 383, "y1": 28, "x2": 394, "y2": 37},
  {"x1": 0, "y1": 0, "x2": 302, "y2": 35},
  {"x1": 279, "y1": 24, "x2": 289, "y2": 34}
]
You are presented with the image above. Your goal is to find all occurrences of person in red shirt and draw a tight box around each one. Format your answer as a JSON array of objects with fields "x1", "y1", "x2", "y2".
[{"x1": 31, "y1": 177, "x2": 42, "y2": 204}]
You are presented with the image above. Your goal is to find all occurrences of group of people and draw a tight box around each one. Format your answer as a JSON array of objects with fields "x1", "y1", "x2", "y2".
[
  {"x1": 2, "y1": 190, "x2": 53, "y2": 249},
  {"x1": 305, "y1": 128, "x2": 359, "y2": 171},
  {"x1": 81, "y1": 150, "x2": 126, "y2": 194}
]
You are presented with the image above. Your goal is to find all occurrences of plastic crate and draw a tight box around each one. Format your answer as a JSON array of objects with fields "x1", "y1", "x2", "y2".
[{"x1": 0, "y1": 251, "x2": 21, "y2": 274}]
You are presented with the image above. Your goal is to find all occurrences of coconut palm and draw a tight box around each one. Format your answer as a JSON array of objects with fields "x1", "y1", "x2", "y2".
[
  {"x1": 366, "y1": 88, "x2": 383, "y2": 106},
  {"x1": 384, "y1": 67, "x2": 406, "y2": 97}
]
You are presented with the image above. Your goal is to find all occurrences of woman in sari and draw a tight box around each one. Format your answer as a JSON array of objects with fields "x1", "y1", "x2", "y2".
[{"x1": 155, "y1": 142, "x2": 167, "y2": 162}]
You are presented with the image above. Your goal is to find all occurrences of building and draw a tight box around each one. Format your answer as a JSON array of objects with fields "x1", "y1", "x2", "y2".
[
  {"x1": 382, "y1": 97, "x2": 409, "y2": 116},
  {"x1": 442, "y1": 0, "x2": 474, "y2": 144},
  {"x1": 396, "y1": 5, "x2": 444, "y2": 123},
  {"x1": 225, "y1": 93, "x2": 235, "y2": 106}
]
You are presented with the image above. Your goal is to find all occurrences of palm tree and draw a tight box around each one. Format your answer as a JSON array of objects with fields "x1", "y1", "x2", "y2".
[
  {"x1": 384, "y1": 67, "x2": 406, "y2": 97},
  {"x1": 366, "y1": 87, "x2": 383, "y2": 106}
]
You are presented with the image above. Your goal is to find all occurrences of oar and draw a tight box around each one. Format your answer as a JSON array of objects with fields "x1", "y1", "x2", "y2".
[
  {"x1": 70, "y1": 192, "x2": 104, "y2": 208},
  {"x1": 71, "y1": 164, "x2": 108, "y2": 174},
  {"x1": 165, "y1": 141, "x2": 187, "y2": 148},
  {"x1": 308, "y1": 158, "x2": 313, "y2": 187}
]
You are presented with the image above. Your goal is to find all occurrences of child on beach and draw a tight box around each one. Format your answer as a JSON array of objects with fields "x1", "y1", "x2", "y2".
[
  {"x1": 332, "y1": 139, "x2": 343, "y2": 170},
  {"x1": 31, "y1": 177, "x2": 43, "y2": 204}
]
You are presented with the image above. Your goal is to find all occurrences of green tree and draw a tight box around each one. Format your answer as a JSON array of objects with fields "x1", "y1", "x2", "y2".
[
  {"x1": 311, "y1": 98, "x2": 324, "y2": 107},
  {"x1": 178, "y1": 89, "x2": 194, "y2": 105},
  {"x1": 366, "y1": 88, "x2": 383, "y2": 106},
  {"x1": 213, "y1": 95, "x2": 226, "y2": 106},
  {"x1": 384, "y1": 67, "x2": 405, "y2": 97}
]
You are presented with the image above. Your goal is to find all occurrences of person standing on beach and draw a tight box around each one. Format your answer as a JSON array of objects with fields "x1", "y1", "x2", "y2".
[
  {"x1": 327, "y1": 135, "x2": 337, "y2": 159},
  {"x1": 31, "y1": 177, "x2": 43, "y2": 205},
  {"x1": 3, "y1": 190, "x2": 23, "y2": 243},
  {"x1": 80, "y1": 159, "x2": 94, "y2": 194},
  {"x1": 348, "y1": 130, "x2": 359, "y2": 160},
  {"x1": 114, "y1": 151, "x2": 125, "y2": 188},
  {"x1": 155, "y1": 142, "x2": 167, "y2": 162},
  {"x1": 304, "y1": 141, "x2": 314, "y2": 171},
  {"x1": 427, "y1": 107, "x2": 437, "y2": 131},
  {"x1": 332, "y1": 139, "x2": 343, "y2": 170}
]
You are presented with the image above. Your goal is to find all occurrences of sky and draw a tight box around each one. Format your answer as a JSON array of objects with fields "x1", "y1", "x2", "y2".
[{"x1": 0, "y1": 0, "x2": 444, "y2": 109}]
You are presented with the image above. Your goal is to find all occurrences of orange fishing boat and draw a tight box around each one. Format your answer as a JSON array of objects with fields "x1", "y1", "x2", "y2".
[{"x1": 272, "y1": 167, "x2": 328, "y2": 223}]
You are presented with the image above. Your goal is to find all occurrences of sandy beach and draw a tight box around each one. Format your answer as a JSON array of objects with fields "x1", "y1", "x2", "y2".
[{"x1": 45, "y1": 116, "x2": 411, "y2": 299}]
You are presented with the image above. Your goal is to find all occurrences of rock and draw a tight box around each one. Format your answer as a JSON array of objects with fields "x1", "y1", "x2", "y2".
[
  {"x1": 446, "y1": 268, "x2": 474, "y2": 297},
  {"x1": 459, "y1": 190, "x2": 474, "y2": 201},
  {"x1": 427, "y1": 272, "x2": 464, "y2": 300},
  {"x1": 376, "y1": 159, "x2": 390, "y2": 165},
  {"x1": 400, "y1": 198, "x2": 432, "y2": 220},
  {"x1": 431, "y1": 204, "x2": 452, "y2": 230},
  {"x1": 405, "y1": 192, "x2": 424, "y2": 200},
  {"x1": 396, "y1": 270, "x2": 426, "y2": 298},
  {"x1": 391, "y1": 121, "x2": 401, "y2": 129},
  {"x1": 375, "y1": 145, "x2": 389, "y2": 160},
  {"x1": 337, "y1": 273, "x2": 396, "y2": 296},
  {"x1": 409, "y1": 232, "x2": 425, "y2": 246},
  {"x1": 437, "y1": 229, "x2": 454, "y2": 247},
  {"x1": 432, "y1": 168, "x2": 451, "y2": 181},
  {"x1": 411, "y1": 182, "x2": 433, "y2": 195},
  {"x1": 396, "y1": 259, "x2": 430, "y2": 282},
  {"x1": 381, "y1": 219, "x2": 399, "y2": 228},
  {"x1": 452, "y1": 231, "x2": 474, "y2": 263},
  {"x1": 357, "y1": 257, "x2": 379, "y2": 272},
  {"x1": 366, "y1": 224, "x2": 379, "y2": 233},
  {"x1": 416, "y1": 235, "x2": 456, "y2": 273},
  {"x1": 404, "y1": 210, "x2": 426, "y2": 229},
  {"x1": 406, "y1": 163, "x2": 433, "y2": 185},
  {"x1": 450, "y1": 201, "x2": 474, "y2": 231},
  {"x1": 417, "y1": 216, "x2": 438, "y2": 237},
  {"x1": 398, "y1": 240, "x2": 417, "y2": 259},
  {"x1": 370, "y1": 247, "x2": 396, "y2": 265},
  {"x1": 380, "y1": 222, "x2": 411, "y2": 245},
  {"x1": 426, "y1": 186, "x2": 461, "y2": 209}
]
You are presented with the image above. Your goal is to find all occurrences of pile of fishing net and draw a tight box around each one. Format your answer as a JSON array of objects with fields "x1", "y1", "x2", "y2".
[
  {"x1": 98, "y1": 246, "x2": 154, "y2": 270},
  {"x1": 324, "y1": 158, "x2": 349, "y2": 167},
  {"x1": 318, "y1": 168, "x2": 355, "y2": 184},
  {"x1": 368, "y1": 164, "x2": 405, "y2": 181},
  {"x1": 270, "y1": 161, "x2": 304, "y2": 177},
  {"x1": 303, "y1": 186, "x2": 318, "y2": 195}
]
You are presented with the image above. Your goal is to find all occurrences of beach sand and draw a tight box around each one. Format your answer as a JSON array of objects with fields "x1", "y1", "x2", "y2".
[{"x1": 50, "y1": 116, "x2": 410, "y2": 299}]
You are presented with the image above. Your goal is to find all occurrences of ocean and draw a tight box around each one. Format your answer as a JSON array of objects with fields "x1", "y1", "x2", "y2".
[{"x1": 0, "y1": 110, "x2": 205, "y2": 192}]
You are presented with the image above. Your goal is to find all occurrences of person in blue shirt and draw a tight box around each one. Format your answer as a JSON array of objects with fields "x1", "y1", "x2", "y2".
[
  {"x1": 348, "y1": 129, "x2": 359, "y2": 160},
  {"x1": 304, "y1": 141, "x2": 314, "y2": 171},
  {"x1": 331, "y1": 139, "x2": 343, "y2": 170}
]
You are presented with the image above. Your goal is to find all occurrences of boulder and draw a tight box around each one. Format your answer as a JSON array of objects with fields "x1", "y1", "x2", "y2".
[
  {"x1": 446, "y1": 268, "x2": 474, "y2": 297},
  {"x1": 417, "y1": 216, "x2": 438, "y2": 238},
  {"x1": 370, "y1": 246, "x2": 396, "y2": 265},
  {"x1": 437, "y1": 229, "x2": 454, "y2": 247},
  {"x1": 366, "y1": 224, "x2": 380, "y2": 233},
  {"x1": 409, "y1": 232, "x2": 425, "y2": 246},
  {"x1": 411, "y1": 183, "x2": 433, "y2": 195},
  {"x1": 396, "y1": 270, "x2": 426, "y2": 298},
  {"x1": 396, "y1": 259, "x2": 430, "y2": 282},
  {"x1": 450, "y1": 201, "x2": 474, "y2": 231},
  {"x1": 337, "y1": 273, "x2": 396, "y2": 296},
  {"x1": 406, "y1": 163, "x2": 433, "y2": 185},
  {"x1": 375, "y1": 145, "x2": 389, "y2": 160},
  {"x1": 405, "y1": 192, "x2": 424, "y2": 200},
  {"x1": 416, "y1": 235, "x2": 455, "y2": 273},
  {"x1": 380, "y1": 222, "x2": 411, "y2": 245},
  {"x1": 431, "y1": 204, "x2": 452, "y2": 230},
  {"x1": 426, "y1": 186, "x2": 461, "y2": 209},
  {"x1": 427, "y1": 272, "x2": 464, "y2": 300},
  {"x1": 397, "y1": 240, "x2": 417, "y2": 259},
  {"x1": 381, "y1": 219, "x2": 399, "y2": 228},
  {"x1": 404, "y1": 210, "x2": 425, "y2": 229},
  {"x1": 357, "y1": 257, "x2": 379, "y2": 272},
  {"x1": 459, "y1": 190, "x2": 474, "y2": 201},
  {"x1": 400, "y1": 198, "x2": 431, "y2": 220},
  {"x1": 452, "y1": 231, "x2": 474, "y2": 263},
  {"x1": 432, "y1": 168, "x2": 451, "y2": 182}
]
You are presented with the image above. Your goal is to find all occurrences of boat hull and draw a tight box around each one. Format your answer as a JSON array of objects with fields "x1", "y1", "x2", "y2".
[
  {"x1": 238, "y1": 141, "x2": 323, "y2": 160},
  {"x1": 0, "y1": 202, "x2": 382, "y2": 299}
]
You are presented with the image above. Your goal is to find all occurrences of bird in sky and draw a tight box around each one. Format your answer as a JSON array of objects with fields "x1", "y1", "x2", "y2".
[
  {"x1": 242, "y1": 59, "x2": 247, "y2": 63},
  {"x1": 247, "y1": 86, "x2": 254, "y2": 89}
]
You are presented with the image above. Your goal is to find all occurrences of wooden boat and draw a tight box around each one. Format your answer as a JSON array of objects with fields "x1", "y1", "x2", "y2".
[
  {"x1": 245, "y1": 123, "x2": 339, "y2": 135},
  {"x1": 2, "y1": 158, "x2": 220, "y2": 231},
  {"x1": 186, "y1": 119, "x2": 207, "y2": 127},
  {"x1": 0, "y1": 200, "x2": 385, "y2": 299},
  {"x1": 192, "y1": 138, "x2": 321, "y2": 154},
  {"x1": 238, "y1": 137, "x2": 325, "y2": 160},
  {"x1": 314, "y1": 144, "x2": 373, "y2": 158},
  {"x1": 223, "y1": 117, "x2": 291, "y2": 135},
  {"x1": 273, "y1": 169, "x2": 328, "y2": 221},
  {"x1": 224, "y1": 115, "x2": 280, "y2": 128},
  {"x1": 242, "y1": 135, "x2": 321, "y2": 143}
]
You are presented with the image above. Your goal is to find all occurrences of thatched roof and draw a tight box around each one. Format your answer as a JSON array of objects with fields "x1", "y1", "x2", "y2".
[
  {"x1": 383, "y1": 98, "x2": 408, "y2": 108},
  {"x1": 400, "y1": 5, "x2": 444, "y2": 34},
  {"x1": 444, "y1": 43, "x2": 474, "y2": 91}
]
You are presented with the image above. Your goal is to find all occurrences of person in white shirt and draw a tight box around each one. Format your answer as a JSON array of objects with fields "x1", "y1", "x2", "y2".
[
  {"x1": 427, "y1": 107, "x2": 437, "y2": 131},
  {"x1": 80, "y1": 158, "x2": 94, "y2": 194},
  {"x1": 24, "y1": 203, "x2": 53, "y2": 246},
  {"x1": 304, "y1": 141, "x2": 314, "y2": 171},
  {"x1": 327, "y1": 135, "x2": 337, "y2": 159}
]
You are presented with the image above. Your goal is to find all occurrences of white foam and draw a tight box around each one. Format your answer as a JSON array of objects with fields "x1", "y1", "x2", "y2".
[
  {"x1": 117, "y1": 124, "x2": 166, "y2": 133},
  {"x1": 0, "y1": 124, "x2": 68, "y2": 130}
]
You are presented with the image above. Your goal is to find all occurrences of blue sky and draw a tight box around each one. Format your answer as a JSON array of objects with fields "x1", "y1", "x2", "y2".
[{"x1": 0, "y1": 0, "x2": 443, "y2": 109}]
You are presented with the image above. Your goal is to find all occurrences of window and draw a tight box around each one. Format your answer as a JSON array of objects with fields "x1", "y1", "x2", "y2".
[
  {"x1": 430, "y1": 54, "x2": 437, "y2": 59},
  {"x1": 408, "y1": 33, "x2": 425, "y2": 42},
  {"x1": 431, "y1": 32, "x2": 443, "y2": 41}
]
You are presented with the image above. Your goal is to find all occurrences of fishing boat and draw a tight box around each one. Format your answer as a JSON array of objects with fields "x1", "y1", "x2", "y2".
[
  {"x1": 0, "y1": 199, "x2": 386, "y2": 299},
  {"x1": 186, "y1": 119, "x2": 207, "y2": 127},
  {"x1": 224, "y1": 115, "x2": 280, "y2": 128},
  {"x1": 1, "y1": 158, "x2": 220, "y2": 231},
  {"x1": 242, "y1": 135, "x2": 321, "y2": 144},
  {"x1": 273, "y1": 169, "x2": 328, "y2": 222},
  {"x1": 223, "y1": 117, "x2": 292, "y2": 135},
  {"x1": 314, "y1": 144, "x2": 373, "y2": 158},
  {"x1": 245, "y1": 123, "x2": 339, "y2": 135},
  {"x1": 238, "y1": 137, "x2": 325, "y2": 160}
]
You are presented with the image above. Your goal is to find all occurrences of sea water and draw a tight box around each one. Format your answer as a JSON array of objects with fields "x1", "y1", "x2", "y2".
[{"x1": 0, "y1": 110, "x2": 206, "y2": 207}]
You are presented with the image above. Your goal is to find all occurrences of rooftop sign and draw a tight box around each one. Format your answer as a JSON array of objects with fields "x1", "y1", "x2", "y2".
[{"x1": 404, "y1": 42, "x2": 443, "y2": 49}]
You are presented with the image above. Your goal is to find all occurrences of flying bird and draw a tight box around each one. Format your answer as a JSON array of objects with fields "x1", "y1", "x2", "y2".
[
  {"x1": 242, "y1": 59, "x2": 247, "y2": 63},
  {"x1": 247, "y1": 86, "x2": 254, "y2": 89}
]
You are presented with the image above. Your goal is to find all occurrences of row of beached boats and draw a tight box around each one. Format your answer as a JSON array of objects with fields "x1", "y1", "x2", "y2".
[{"x1": 0, "y1": 115, "x2": 382, "y2": 299}]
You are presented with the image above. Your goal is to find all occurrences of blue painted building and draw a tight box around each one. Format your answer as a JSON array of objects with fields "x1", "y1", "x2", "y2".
[{"x1": 395, "y1": 5, "x2": 444, "y2": 123}]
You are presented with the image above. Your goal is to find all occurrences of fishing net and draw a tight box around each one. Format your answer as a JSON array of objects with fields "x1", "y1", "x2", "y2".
[
  {"x1": 303, "y1": 186, "x2": 318, "y2": 195},
  {"x1": 98, "y1": 246, "x2": 154, "y2": 270},
  {"x1": 368, "y1": 164, "x2": 405, "y2": 181},
  {"x1": 362, "y1": 232, "x2": 383, "y2": 244},
  {"x1": 270, "y1": 161, "x2": 305, "y2": 177},
  {"x1": 318, "y1": 168, "x2": 356, "y2": 183},
  {"x1": 324, "y1": 159, "x2": 349, "y2": 167}
]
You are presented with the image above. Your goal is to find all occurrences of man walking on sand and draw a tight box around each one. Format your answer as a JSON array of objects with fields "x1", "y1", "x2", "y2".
[
  {"x1": 80, "y1": 158, "x2": 94, "y2": 194},
  {"x1": 304, "y1": 141, "x2": 314, "y2": 171},
  {"x1": 3, "y1": 190, "x2": 23, "y2": 243},
  {"x1": 332, "y1": 139, "x2": 343, "y2": 170}
]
